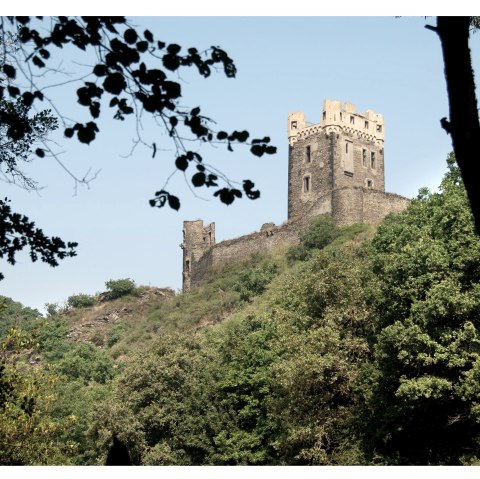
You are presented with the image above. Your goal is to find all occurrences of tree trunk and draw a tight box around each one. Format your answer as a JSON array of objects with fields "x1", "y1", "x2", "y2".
[{"x1": 435, "y1": 16, "x2": 480, "y2": 233}]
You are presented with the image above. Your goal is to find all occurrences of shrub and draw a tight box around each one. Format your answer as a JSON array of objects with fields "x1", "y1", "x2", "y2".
[
  {"x1": 91, "y1": 331, "x2": 105, "y2": 347},
  {"x1": 56, "y1": 343, "x2": 115, "y2": 384},
  {"x1": 105, "y1": 278, "x2": 136, "y2": 300},
  {"x1": 107, "y1": 323, "x2": 127, "y2": 347},
  {"x1": 300, "y1": 215, "x2": 339, "y2": 250},
  {"x1": 287, "y1": 215, "x2": 340, "y2": 263},
  {"x1": 286, "y1": 244, "x2": 311, "y2": 263},
  {"x1": 67, "y1": 294, "x2": 96, "y2": 309},
  {"x1": 233, "y1": 262, "x2": 279, "y2": 302},
  {"x1": 45, "y1": 302, "x2": 59, "y2": 317}
]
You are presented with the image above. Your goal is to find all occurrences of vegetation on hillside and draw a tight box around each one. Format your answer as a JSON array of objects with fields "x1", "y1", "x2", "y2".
[{"x1": 2, "y1": 154, "x2": 480, "y2": 465}]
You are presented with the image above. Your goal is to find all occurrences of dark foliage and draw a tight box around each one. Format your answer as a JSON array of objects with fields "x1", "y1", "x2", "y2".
[
  {"x1": 0, "y1": 16, "x2": 276, "y2": 210},
  {"x1": 105, "y1": 435, "x2": 132, "y2": 466},
  {"x1": 0, "y1": 198, "x2": 77, "y2": 280}
]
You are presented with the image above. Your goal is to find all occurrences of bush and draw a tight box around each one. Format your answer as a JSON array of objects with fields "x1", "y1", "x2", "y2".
[
  {"x1": 301, "y1": 215, "x2": 339, "y2": 250},
  {"x1": 286, "y1": 244, "x2": 311, "y2": 263},
  {"x1": 233, "y1": 262, "x2": 279, "y2": 302},
  {"x1": 44, "y1": 302, "x2": 59, "y2": 317},
  {"x1": 107, "y1": 323, "x2": 127, "y2": 347},
  {"x1": 67, "y1": 294, "x2": 96, "y2": 309},
  {"x1": 56, "y1": 343, "x2": 115, "y2": 384},
  {"x1": 287, "y1": 215, "x2": 340, "y2": 263},
  {"x1": 105, "y1": 278, "x2": 136, "y2": 300}
]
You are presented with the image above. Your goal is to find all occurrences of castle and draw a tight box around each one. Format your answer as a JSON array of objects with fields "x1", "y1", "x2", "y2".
[{"x1": 181, "y1": 100, "x2": 410, "y2": 292}]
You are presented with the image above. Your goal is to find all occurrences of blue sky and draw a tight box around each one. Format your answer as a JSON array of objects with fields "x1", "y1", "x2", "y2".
[{"x1": 2, "y1": 16, "x2": 479, "y2": 312}]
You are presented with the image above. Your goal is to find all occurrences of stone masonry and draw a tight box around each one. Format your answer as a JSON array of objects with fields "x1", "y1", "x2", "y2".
[{"x1": 181, "y1": 100, "x2": 410, "y2": 292}]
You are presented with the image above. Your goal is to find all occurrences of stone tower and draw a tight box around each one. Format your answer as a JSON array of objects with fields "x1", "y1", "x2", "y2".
[
  {"x1": 181, "y1": 220, "x2": 215, "y2": 291},
  {"x1": 287, "y1": 100, "x2": 385, "y2": 220}
]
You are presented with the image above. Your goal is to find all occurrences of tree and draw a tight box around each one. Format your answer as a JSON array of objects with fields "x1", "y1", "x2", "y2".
[
  {"x1": 362, "y1": 155, "x2": 480, "y2": 464},
  {"x1": 0, "y1": 16, "x2": 276, "y2": 279},
  {"x1": 0, "y1": 328, "x2": 76, "y2": 464}
]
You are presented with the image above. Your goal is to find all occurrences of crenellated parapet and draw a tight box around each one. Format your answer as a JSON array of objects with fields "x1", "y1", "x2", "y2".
[{"x1": 288, "y1": 100, "x2": 384, "y2": 146}]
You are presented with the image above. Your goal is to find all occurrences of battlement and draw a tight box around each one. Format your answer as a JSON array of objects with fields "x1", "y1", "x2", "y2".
[{"x1": 288, "y1": 100, "x2": 384, "y2": 146}]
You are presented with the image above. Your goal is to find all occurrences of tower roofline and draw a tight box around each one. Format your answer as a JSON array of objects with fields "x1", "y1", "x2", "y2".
[{"x1": 288, "y1": 100, "x2": 384, "y2": 146}]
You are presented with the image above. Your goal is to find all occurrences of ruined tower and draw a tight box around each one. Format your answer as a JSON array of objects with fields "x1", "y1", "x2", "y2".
[
  {"x1": 288, "y1": 100, "x2": 385, "y2": 223},
  {"x1": 181, "y1": 220, "x2": 215, "y2": 291}
]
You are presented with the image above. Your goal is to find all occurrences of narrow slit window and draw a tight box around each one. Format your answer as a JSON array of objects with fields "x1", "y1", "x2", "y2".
[
  {"x1": 376, "y1": 124, "x2": 382, "y2": 133},
  {"x1": 362, "y1": 149, "x2": 367, "y2": 167},
  {"x1": 306, "y1": 145, "x2": 311, "y2": 163},
  {"x1": 291, "y1": 121, "x2": 297, "y2": 129},
  {"x1": 345, "y1": 142, "x2": 349, "y2": 154},
  {"x1": 303, "y1": 176, "x2": 311, "y2": 193},
  {"x1": 365, "y1": 120, "x2": 369, "y2": 129},
  {"x1": 186, "y1": 260, "x2": 190, "y2": 272},
  {"x1": 323, "y1": 111, "x2": 326, "y2": 120},
  {"x1": 371, "y1": 151, "x2": 376, "y2": 169},
  {"x1": 350, "y1": 116, "x2": 355, "y2": 125},
  {"x1": 367, "y1": 179, "x2": 373, "y2": 188}
]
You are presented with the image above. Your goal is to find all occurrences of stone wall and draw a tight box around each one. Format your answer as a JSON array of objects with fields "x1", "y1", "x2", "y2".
[
  {"x1": 184, "y1": 186, "x2": 411, "y2": 290},
  {"x1": 332, "y1": 187, "x2": 411, "y2": 227},
  {"x1": 188, "y1": 220, "x2": 303, "y2": 290}
]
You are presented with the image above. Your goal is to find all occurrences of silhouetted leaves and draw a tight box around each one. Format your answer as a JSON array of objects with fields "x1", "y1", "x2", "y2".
[
  {"x1": 32, "y1": 56, "x2": 45, "y2": 68},
  {"x1": 149, "y1": 190, "x2": 180, "y2": 211},
  {"x1": 167, "y1": 44, "x2": 181, "y2": 55},
  {"x1": 192, "y1": 172, "x2": 206, "y2": 187},
  {"x1": 136, "y1": 41, "x2": 148, "y2": 53},
  {"x1": 103, "y1": 73, "x2": 126, "y2": 95},
  {"x1": 243, "y1": 180, "x2": 260, "y2": 200},
  {"x1": 35, "y1": 148, "x2": 45, "y2": 158},
  {"x1": 144, "y1": 29, "x2": 154, "y2": 43},
  {"x1": 21, "y1": 92, "x2": 34, "y2": 107},
  {"x1": 64, "y1": 127, "x2": 74, "y2": 138},
  {"x1": 93, "y1": 64, "x2": 108, "y2": 77},
  {"x1": 75, "y1": 122, "x2": 99, "y2": 144},
  {"x1": 123, "y1": 28, "x2": 137, "y2": 44},
  {"x1": 163, "y1": 81, "x2": 181, "y2": 99},
  {"x1": 3, "y1": 64, "x2": 16, "y2": 79},
  {"x1": 229, "y1": 130, "x2": 249, "y2": 142},
  {"x1": 0, "y1": 197, "x2": 77, "y2": 281},
  {"x1": 250, "y1": 139, "x2": 277, "y2": 157},
  {"x1": 1, "y1": 16, "x2": 277, "y2": 215},
  {"x1": 162, "y1": 52, "x2": 181, "y2": 71},
  {"x1": 205, "y1": 174, "x2": 218, "y2": 187},
  {"x1": 167, "y1": 194, "x2": 180, "y2": 211},
  {"x1": 175, "y1": 155, "x2": 189, "y2": 171},
  {"x1": 7, "y1": 86, "x2": 20, "y2": 98},
  {"x1": 214, "y1": 187, "x2": 242, "y2": 205}
]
